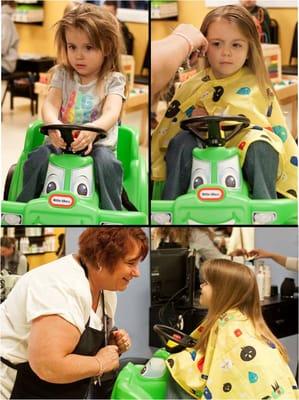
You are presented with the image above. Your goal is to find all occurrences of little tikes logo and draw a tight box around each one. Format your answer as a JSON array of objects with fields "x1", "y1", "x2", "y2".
[
  {"x1": 49, "y1": 194, "x2": 75, "y2": 208},
  {"x1": 197, "y1": 187, "x2": 224, "y2": 201}
]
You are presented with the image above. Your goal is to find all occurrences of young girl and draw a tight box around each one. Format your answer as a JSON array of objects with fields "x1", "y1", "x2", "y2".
[
  {"x1": 166, "y1": 259, "x2": 298, "y2": 399},
  {"x1": 17, "y1": 3, "x2": 126, "y2": 210},
  {"x1": 152, "y1": 5, "x2": 297, "y2": 200}
]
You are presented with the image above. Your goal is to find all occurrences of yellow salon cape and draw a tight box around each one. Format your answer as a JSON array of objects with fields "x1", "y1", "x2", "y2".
[
  {"x1": 166, "y1": 309, "x2": 298, "y2": 399},
  {"x1": 151, "y1": 67, "x2": 297, "y2": 199}
]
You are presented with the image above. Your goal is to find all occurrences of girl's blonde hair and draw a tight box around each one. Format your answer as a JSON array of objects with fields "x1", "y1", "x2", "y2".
[
  {"x1": 201, "y1": 5, "x2": 273, "y2": 97},
  {"x1": 54, "y1": 3, "x2": 122, "y2": 80},
  {"x1": 197, "y1": 259, "x2": 288, "y2": 362}
]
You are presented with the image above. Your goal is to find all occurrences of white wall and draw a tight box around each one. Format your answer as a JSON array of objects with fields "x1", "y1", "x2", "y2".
[
  {"x1": 255, "y1": 227, "x2": 298, "y2": 288},
  {"x1": 255, "y1": 227, "x2": 298, "y2": 374}
]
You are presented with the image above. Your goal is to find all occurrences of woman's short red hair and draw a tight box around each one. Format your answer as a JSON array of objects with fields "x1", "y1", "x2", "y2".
[{"x1": 78, "y1": 228, "x2": 148, "y2": 270}]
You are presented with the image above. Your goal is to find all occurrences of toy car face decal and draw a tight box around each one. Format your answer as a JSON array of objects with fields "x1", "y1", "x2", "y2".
[
  {"x1": 70, "y1": 165, "x2": 93, "y2": 197},
  {"x1": 42, "y1": 164, "x2": 65, "y2": 195},
  {"x1": 190, "y1": 159, "x2": 211, "y2": 190},
  {"x1": 218, "y1": 156, "x2": 240, "y2": 189}
]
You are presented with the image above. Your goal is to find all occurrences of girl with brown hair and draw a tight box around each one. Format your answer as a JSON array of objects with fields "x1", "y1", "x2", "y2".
[
  {"x1": 152, "y1": 4, "x2": 297, "y2": 201},
  {"x1": 166, "y1": 259, "x2": 297, "y2": 399},
  {"x1": 17, "y1": 3, "x2": 126, "y2": 210}
]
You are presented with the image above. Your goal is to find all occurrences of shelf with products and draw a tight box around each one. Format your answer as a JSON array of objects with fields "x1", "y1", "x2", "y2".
[
  {"x1": 1, "y1": 227, "x2": 65, "y2": 269},
  {"x1": 13, "y1": 1, "x2": 44, "y2": 25}
]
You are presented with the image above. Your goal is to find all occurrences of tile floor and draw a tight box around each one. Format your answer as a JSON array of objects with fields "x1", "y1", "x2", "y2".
[{"x1": 1, "y1": 91, "x2": 148, "y2": 199}]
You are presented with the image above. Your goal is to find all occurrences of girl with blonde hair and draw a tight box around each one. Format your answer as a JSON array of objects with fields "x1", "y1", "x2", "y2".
[
  {"x1": 152, "y1": 4, "x2": 297, "y2": 201},
  {"x1": 17, "y1": 3, "x2": 126, "y2": 210},
  {"x1": 166, "y1": 259, "x2": 297, "y2": 399}
]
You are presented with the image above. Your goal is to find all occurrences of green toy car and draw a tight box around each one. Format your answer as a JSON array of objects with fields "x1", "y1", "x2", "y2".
[
  {"x1": 151, "y1": 116, "x2": 297, "y2": 225},
  {"x1": 2, "y1": 120, "x2": 148, "y2": 225},
  {"x1": 112, "y1": 324, "x2": 197, "y2": 399}
]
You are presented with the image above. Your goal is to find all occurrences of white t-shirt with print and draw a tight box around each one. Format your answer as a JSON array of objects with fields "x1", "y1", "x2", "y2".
[
  {"x1": 51, "y1": 67, "x2": 126, "y2": 149},
  {"x1": 0, "y1": 254, "x2": 116, "y2": 399}
]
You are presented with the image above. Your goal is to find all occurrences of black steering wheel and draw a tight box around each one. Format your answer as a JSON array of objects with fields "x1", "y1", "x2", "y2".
[
  {"x1": 180, "y1": 115, "x2": 250, "y2": 147},
  {"x1": 153, "y1": 324, "x2": 197, "y2": 354},
  {"x1": 40, "y1": 124, "x2": 107, "y2": 155}
]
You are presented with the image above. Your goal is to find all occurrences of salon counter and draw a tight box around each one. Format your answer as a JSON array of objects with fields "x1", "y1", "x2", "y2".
[{"x1": 149, "y1": 295, "x2": 298, "y2": 347}]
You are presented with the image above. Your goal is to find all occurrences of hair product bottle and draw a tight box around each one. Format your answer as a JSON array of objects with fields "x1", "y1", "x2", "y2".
[
  {"x1": 263, "y1": 264, "x2": 271, "y2": 297},
  {"x1": 257, "y1": 265, "x2": 265, "y2": 301}
]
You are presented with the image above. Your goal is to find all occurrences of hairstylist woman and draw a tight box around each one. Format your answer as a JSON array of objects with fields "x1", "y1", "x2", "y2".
[{"x1": 0, "y1": 227, "x2": 148, "y2": 399}]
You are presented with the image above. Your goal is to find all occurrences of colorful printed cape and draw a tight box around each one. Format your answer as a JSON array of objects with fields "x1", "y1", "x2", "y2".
[
  {"x1": 151, "y1": 67, "x2": 297, "y2": 199},
  {"x1": 166, "y1": 309, "x2": 298, "y2": 399}
]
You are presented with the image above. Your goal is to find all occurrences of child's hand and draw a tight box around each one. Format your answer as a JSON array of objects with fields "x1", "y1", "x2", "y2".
[
  {"x1": 108, "y1": 329, "x2": 131, "y2": 354},
  {"x1": 49, "y1": 130, "x2": 66, "y2": 149},
  {"x1": 71, "y1": 130, "x2": 97, "y2": 155}
]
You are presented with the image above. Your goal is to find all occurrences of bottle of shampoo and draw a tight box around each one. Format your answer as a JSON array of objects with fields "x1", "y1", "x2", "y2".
[
  {"x1": 257, "y1": 265, "x2": 265, "y2": 301},
  {"x1": 264, "y1": 265, "x2": 271, "y2": 297}
]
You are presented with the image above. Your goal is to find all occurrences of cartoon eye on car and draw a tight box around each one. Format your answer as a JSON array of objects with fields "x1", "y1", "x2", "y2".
[
  {"x1": 2, "y1": 121, "x2": 148, "y2": 225},
  {"x1": 151, "y1": 116, "x2": 297, "y2": 225}
]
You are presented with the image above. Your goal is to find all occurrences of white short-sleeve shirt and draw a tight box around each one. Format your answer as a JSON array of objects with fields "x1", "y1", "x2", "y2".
[
  {"x1": 50, "y1": 67, "x2": 126, "y2": 149},
  {"x1": 0, "y1": 253, "x2": 116, "y2": 364}
]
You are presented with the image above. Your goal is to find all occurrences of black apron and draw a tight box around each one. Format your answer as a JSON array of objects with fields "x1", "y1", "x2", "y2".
[{"x1": 1, "y1": 259, "x2": 108, "y2": 399}]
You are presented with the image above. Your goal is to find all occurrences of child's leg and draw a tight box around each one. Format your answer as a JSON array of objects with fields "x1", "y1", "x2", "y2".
[
  {"x1": 162, "y1": 130, "x2": 201, "y2": 200},
  {"x1": 17, "y1": 145, "x2": 57, "y2": 202},
  {"x1": 91, "y1": 146, "x2": 123, "y2": 210},
  {"x1": 242, "y1": 141, "x2": 279, "y2": 199}
]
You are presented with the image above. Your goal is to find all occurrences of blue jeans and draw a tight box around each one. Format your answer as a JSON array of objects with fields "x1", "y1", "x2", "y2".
[
  {"x1": 163, "y1": 130, "x2": 279, "y2": 200},
  {"x1": 17, "y1": 144, "x2": 123, "y2": 210}
]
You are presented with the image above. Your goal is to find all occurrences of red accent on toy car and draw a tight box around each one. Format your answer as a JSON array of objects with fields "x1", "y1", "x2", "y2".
[
  {"x1": 197, "y1": 188, "x2": 224, "y2": 201},
  {"x1": 49, "y1": 194, "x2": 75, "y2": 208}
]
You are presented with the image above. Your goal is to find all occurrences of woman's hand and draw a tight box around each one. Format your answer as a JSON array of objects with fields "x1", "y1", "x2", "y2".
[
  {"x1": 247, "y1": 248, "x2": 271, "y2": 259},
  {"x1": 95, "y1": 345, "x2": 119, "y2": 374},
  {"x1": 71, "y1": 130, "x2": 97, "y2": 155},
  {"x1": 172, "y1": 24, "x2": 208, "y2": 55},
  {"x1": 49, "y1": 129, "x2": 66, "y2": 149},
  {"x1": 109, "y1": 329, "x2": 131, "y2": 354},
  {"x1": 229, "y1": 248, "x2": 249, "y2": 257}
]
